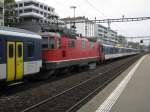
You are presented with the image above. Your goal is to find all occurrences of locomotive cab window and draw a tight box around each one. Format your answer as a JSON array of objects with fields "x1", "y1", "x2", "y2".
[
  {"x1": 42, "y1": 37, "x2": 48, "y2": 49},
  {"x1": 27, "y1": 42, "x2": 34, "y2": 57},
  {"x1": 90, "y1": 42, "x2": 94, "y2": 48},
  {"x1": 49, "y1": 37, "x2": 55, "y2": 49},
  {"x1": 82, "y1": 40, "x2": 86, "y2": 48},
  {"x1": 68, "y1": 39, "x2": 75, "y2": 48},
  {"x1": 42, "y1": 36, "x2": 56, "y2": 49}
]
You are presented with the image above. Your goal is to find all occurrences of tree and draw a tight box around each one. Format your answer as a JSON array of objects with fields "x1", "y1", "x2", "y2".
[
  {"x1": 4, "y1": 0, "x2": 15, "y2": 4},
  {"x1": 4, "y1": 0, "x2": 17, "y2": 27}
]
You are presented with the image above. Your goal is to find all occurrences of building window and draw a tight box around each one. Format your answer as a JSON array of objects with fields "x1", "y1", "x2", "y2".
[
  {"x1": 40, "y1": 11, "x2": 43, "y2": 14},
  {"x1": 81, "y1": 40, "x2": 86, "y2": 48},
  {"x1": 44, "y1": 6, "x2": 47, "y2": 10},
  {"x1": 19, "y1": 10, "x2": 23, "y2": 14},
  {"x1": 24, "y1": 9, "x2": 31, "y2": 13},
  {"x1": 34, "y1": 3, "x2": 39, "y2": 7},
  {"x1": 40, "y1": 5, "x2": 43, "y2": 9},
  {"x1": 98, "y1": 34, "x2": 102, "y2": 37},
  {"x1": 19, "y1": 3, "x2": 23, "y2": 7},
  {"x1": 68, "y1": 39, "x2": 75, "y2": 48},
  {"x1": 27, "y1": 42, "x2": 34, "y2": 57},
  {"x1": 48, "y1": 8, "x2": 50, "y2": 11},
  {"x1": 44, "y1": 13, "x2": 47, "y2": 17}
]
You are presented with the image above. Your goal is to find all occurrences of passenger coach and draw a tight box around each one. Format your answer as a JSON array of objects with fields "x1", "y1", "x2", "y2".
[
  {"x1": 0, "y1": 27, "x2": 42, "y2": 83},
  {"x1": 102, "y1": 44, "x2": 139, "y2": 60}
]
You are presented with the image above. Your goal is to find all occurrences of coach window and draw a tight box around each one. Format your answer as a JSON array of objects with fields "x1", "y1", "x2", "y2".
[
  {"x1": 82, "y1": 40, "x2": 86, "y2": 48},
  {"x1": 42, "y1": 37, "x2": 48, "y2": 49},
  {"x1": 68, "y1": 40, "x2": 75, "y2": 48},
  {"x1": 49, "y1": 37, "x2": 55, "y2": 49},
  {"x1": 27, "y1": 42, "x2": 34, "y2": 57}
]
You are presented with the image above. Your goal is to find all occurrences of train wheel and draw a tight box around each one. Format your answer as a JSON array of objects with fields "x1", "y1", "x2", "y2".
[{"x1": 37, "y1": 70, "x2": 55, "y2": 80}]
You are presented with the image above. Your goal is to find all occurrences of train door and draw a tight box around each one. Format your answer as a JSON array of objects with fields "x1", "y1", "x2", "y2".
[
  {"x1": 16, "y1": 42, "x2": 23, "y2": 80},
  {"x1": 7, "y1": 41, "x2": 23, "y2": 82}
]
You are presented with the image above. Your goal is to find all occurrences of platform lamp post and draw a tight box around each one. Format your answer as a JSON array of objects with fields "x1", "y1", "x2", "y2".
[{"x1": 70, "y1": 6, "x2": 76, "y2": 33}]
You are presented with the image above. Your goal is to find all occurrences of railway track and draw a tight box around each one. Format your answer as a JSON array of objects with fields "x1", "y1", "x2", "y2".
[
  {"x1": 0, "y1": 55, "x2": 141, "y2": 112},
  {"x1": 20, "y1": 55, "x2": 141, "y2": 112}
]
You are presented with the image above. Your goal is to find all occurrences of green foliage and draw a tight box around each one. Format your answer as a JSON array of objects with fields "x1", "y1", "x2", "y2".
[
  {"x1": 4, "y1": 0, "x2": 16, "y2": 27},
  {"x1": 4, "y1": 0, "x2": 15, "y2": 5}
]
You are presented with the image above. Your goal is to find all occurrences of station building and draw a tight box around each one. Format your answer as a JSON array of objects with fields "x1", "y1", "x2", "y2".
[{"x1": 94, "y1": 23, "x2": 118, "y2": 45}]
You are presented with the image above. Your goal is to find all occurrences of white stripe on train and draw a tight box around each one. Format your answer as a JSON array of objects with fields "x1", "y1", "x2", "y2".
[{"x1": 0, "y1": 60, "x2": 42, "y2": 80}]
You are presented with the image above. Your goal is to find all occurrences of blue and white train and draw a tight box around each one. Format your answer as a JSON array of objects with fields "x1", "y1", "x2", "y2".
[
  {"x1": 102, "y1": 44, "x2": 139, "y2": 60},
  {"x1": 0, "y1": 27, "x2": 42, "y2": 83}
]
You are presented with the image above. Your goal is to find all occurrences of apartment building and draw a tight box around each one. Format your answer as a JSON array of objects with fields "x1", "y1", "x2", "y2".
[{"x1": 15, "y1": 0, "x2": 58, "y2": 23}]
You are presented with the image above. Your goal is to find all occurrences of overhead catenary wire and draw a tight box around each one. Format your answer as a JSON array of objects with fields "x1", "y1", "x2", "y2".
[{"x1": 84, "y1": 0, "x2": 129, "y2": 36}]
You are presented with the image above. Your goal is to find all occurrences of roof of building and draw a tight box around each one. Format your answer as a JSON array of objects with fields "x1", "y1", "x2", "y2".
[{"x1": 16, "y1": 0, "x2": 54, "y2": 10}]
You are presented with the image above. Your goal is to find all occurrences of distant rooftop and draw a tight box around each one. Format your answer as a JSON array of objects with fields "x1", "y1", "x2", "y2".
[{"x1": 16, "y1": 0, "x2": 54, "y2": 10}]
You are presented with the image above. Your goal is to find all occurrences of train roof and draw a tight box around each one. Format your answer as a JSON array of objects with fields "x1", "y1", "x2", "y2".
[
  {"x1": 0, "y1": 26, "x2": 41, "y2": 39},
  {"x1": 40, "y1": 32, "x2": 61, "y2": 38},
  {"x1": 40, "y1": 32, "x2": 97, "y2": 42},
  {"x1": 102, "y1": 44, "x2": 139, "y2": 50}
]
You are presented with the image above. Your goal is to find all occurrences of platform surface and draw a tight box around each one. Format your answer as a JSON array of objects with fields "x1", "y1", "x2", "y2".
[{"x1": 77, "y1": 54, "x2": 150, "y2": 112}]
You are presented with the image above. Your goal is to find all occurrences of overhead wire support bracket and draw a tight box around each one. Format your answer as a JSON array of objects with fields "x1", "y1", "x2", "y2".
[
  {"x1": 90, "y1": 17, "x2": 150, "y2": 23},
  {"x1": 64, "y1": 17, "x2": 150, "y2": 24}
]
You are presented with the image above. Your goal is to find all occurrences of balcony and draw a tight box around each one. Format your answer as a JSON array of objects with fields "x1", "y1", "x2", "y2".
[
  {"x1": 20, "y1": 12, "x2": 44, "y2": 19},
  {"x1": 17, "y1": 5, "x2": 53, "y2": 14}
]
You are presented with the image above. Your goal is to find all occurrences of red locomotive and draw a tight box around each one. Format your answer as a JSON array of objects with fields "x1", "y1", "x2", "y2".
[{"x1": 41, "y1": 32, "x2": 102, "y2": 72}]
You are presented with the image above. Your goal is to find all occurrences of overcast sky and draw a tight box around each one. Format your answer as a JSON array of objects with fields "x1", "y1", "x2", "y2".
[{"x1": 17, "y1": 0, "x2": 150, "y2": 42}]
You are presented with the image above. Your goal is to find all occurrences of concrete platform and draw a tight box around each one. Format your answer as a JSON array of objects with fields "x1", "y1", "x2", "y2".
[{"x1": 77, "y1": 54, "x2": 150, "y2": 112}]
